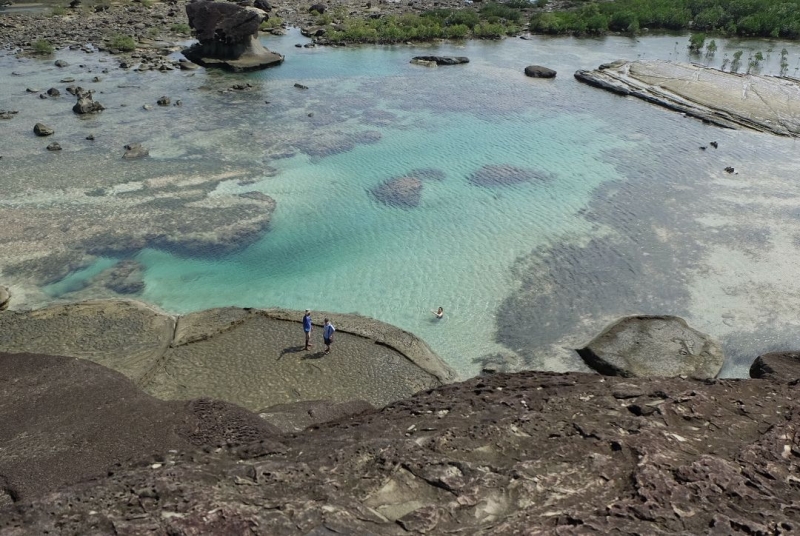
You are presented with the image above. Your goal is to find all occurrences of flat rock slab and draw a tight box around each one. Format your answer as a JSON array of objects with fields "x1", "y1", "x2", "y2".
[
  {"x1": 0, "y1": 300, "x2": 174, "y2": 382},
  {"x1": 143, "y1": 308, "x2": 449, "y2": 410},
  {"x1": 575, "y1": 60, "x2": 800, "y2": 137},
  {"x1": 0, "y1": 352, "x2": 277, "y2": 503},
  {"x1": 577, "y1": 315, "x2": 724, "y2": 378},
  {"x1": 0, "y1": 300, "x2": 454, "y2": 412}
]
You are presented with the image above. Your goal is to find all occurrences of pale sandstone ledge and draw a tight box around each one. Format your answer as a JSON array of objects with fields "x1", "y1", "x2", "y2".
[
  {"x1": 0, "y1": 299, "x2": 456, "y2": 411},
  {"x1": 575, "y1": 60, "x2": 800, "y2": 137}
]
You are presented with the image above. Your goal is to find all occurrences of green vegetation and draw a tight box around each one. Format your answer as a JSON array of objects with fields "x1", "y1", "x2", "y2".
[
  {"x1": 321, "y1": 4, "x2": 523, "y2": 44},
  {"x1": 171, "y1": 22, "x2": 192, "y2": 35},
  {"x1": 32, "y1": 39, "x2": 54, "y2": 55},
  {"x1": 530, "y1": 0, "x2": 800, "y2": 38},
  {"x1": 50, "y1": 5, "x2": 66, "y2": 16},
  {"x1": 140, "y1": 0, "x2": 154, "y2": 7},
  {"x1": 260, "y1": 16, "x2": 283, "y2": 30},
  {"x1": 109, "y1": 34, "x2": 137, "y2": 51},
  {"x1": 688, "y1": 32, "x2": 705, "y2": 53}
]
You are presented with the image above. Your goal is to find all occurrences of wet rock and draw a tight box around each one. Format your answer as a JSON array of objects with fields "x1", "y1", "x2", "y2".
[
  {"x1": 524, "y1": 65, "x2": 556, "y2": 78},
  {"x1": 85, "y1": 134, "x2": 95, "y2": 141},
  {"x1": 0, "y1": 286, "x2": 10, "y2": 310},
  {"x1": 0, "y1": 110, "x2": 19, "y2": 120},
  {"x1": 370, "y1": 176, "x2": 423, "y2": 208},
  {"x1": 33, "y1": 122, "x2": 54, "y2": 136},
  {"x1": 46, "y1": 142, "x2": 62, "y2": 151},
  {"x1": 750, "y1": 352, "x2": 800, "y2": 382},
  {"x1": 724, "y1": 166, "x2": 735, "y2": 173},
  {"x1": 73, "y1": 90, "x2": 104, "y2": 114},
  {"x1": 122, "y1": 142, "x2": 149, "y2": 159},
  {"x1": 156, "y1": 96, "x2": 170, "y2": 106},
  {"x1": 309, "y1": 2, "x2": 325, "y2": 13},
  {"x1": 178, "y1": 59, "x2": 200, "y2": 70},
  {"x1": 411, "y1": 55, "x2": 469, "y2": 65},
  {"x1": 468, "y1": 164, "x2": 553, "y2": 187},
  {"x1": 577, "y1": 315, "x2": 724, "y2": 378},
  {"x1": 410, "y1": 58, "x2": 438, "y2": 67},
  {"x1": 294, "y1": 82, "x2": 308, "y2": 89},
  {"x1": 182, "y1": 1, "x2": 284, "y2": 72},
  {"x1": 254, "y1": 0, "x2": 271, "y2": 10},
  {"x1": 59, "y1": 77, "x2": 75, "y2": 83},
  {"x1": 54, "y1": 59, "x2": 69, "y2": 67},
  {"x1": 46, "y1": 87, "x2": 60, "y2": 97}
]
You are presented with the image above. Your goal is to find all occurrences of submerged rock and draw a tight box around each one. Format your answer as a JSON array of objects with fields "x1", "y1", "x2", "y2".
[
  {"x1": 411, "y1": 55, "x2": 469, "y2": 66},
  {"x1": 370, "y1": 176, "x2": 423, "y2": 208},
  {"x1": 467, "y1": 164, "x2": 553, "y2": 187},
  {"x1": 122, "y1": 142, "x2": 149, "y2": 159},
  {"x1": 577, "y1": 315, "x2": 724, "y2": 378},
  {"x1": 182, "y1": 1, "x2": 284, "y2": 72},
  {"x1": 94, "y1": 260, "x2": 146, "y2": 294}
]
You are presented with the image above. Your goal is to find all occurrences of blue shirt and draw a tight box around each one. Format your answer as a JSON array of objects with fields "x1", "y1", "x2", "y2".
[
  {"x1": 303, "y1": 315, "x2": 312, "y2": 332},
  {"x1": 323, "y1": 323, "x2": 335, "y2": 339}
]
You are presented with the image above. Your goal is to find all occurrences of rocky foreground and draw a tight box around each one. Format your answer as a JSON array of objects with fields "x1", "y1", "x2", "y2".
[{"x1": 2, "y1": 347, "x2": 800, "y2": 534}]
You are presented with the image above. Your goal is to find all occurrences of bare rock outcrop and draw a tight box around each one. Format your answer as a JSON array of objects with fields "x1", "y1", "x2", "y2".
[
  {"x1": 575, "y1": 60, "x2": 800, "y2": 137},
  {"x1": 4, "y1": 359, "x2": 800, "y2": 534},
  {"x1": 577, "y1": 315, "x2": 724, "y2": 378},
  {"x1": 182, "y1": 1, "x2": 284, "y2": 71}
]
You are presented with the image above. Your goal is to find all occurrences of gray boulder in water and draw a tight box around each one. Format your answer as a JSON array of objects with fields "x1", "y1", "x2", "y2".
[
  {"x1": 524, "y1": 65, "x2": 556, "y2": 78},
  {"x1": 182, "y1": 1, "x2": 284, "y2": 72},
  {"x1": 577, "y1": 315, "x2": 724, "y2": 378}
]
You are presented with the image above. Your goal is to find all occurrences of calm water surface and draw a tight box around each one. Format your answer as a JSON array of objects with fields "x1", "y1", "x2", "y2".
[{"x1": 4, "y1": 31, "x2": 800, "y2": 378}]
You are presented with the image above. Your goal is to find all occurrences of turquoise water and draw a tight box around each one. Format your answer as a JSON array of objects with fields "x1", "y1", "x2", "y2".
[{"x1": 9, "y1": 31, "x2": 800, "y2": 378}]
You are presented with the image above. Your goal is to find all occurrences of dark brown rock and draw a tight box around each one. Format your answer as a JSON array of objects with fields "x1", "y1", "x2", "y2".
[
  {"x1": 0, "y1": 352, "x2": 279, "y2": 503},
  {"x1": 749, "y1": 352, "x2": 800, "y2": 382},
  {"x1": 524, "y1": 64, "x2": 556, "y2": 78},
  {"x1": 72, "y1": 90, "x2": 104, "y2": 114},
  {"x1": 3, "y1": 368, "x2": 800, "y2": 534}
]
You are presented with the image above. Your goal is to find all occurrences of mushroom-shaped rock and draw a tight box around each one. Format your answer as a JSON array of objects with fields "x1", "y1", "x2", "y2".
[
  {"x1": 0, "y1": 286, "x2": 10, "y2": 310},
  {"x1": 73, "y1": 90, "x2": 104, "y2": 114},
  {"x1": 411, "y1": 56, "x2": 469, "y2": 66},
  {"x1": 577, "y1": 315, "x2": 724, "y2": 378},
  {"x1": 524, "y1": 65, "x2": 556, "y2": 78},
  {"x1": 182, "y1": 1, "x2": 284, "y2": 72},
  {"x1": 750, "y1": 352, "x2": 800, "y2": 382},
  {"x1": 370, "y1": 176, "x2": 423, "y2": 208},
  {"x1": 33, "y1": 123, "x2": 54, "y2": 136}
]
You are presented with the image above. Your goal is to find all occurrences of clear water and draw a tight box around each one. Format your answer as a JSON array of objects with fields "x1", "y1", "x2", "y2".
[{"x1": 6, "y1": 31, "x2": 800, "y2": 378}]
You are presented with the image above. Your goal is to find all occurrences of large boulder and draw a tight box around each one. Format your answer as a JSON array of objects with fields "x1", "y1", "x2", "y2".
[
  {"x1": 183, "y1": 1, "x2": 284, "y2": 72},
  {"x1": 33, "y1": 123, "x2": 54, "y2": 137},
  {"x1": 524, "y1": 65, "x2": 556, "y2": 78},
  {"x1": 577, "y1": 315, "x2": 724, "y2": 378},
  {"x1": 370, "y1": 176, "x2": 423, "y2": 208},
  {"x1": 750, "y1": 352, "x2": 800, "y2": 382}
]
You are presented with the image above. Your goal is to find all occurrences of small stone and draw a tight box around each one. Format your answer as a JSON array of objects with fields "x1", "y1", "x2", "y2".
[
  {"x1": 123, "y1": 143, "x2": 149, "y2": 159},
  {"x1": 156, "y1": 96, "x2": 170, "y2": 106},
  {"x1": 54, "y1": 59, "x2": 69, "y2": 68},
  {"x1": 60, "y1": 77, "x2": 75, "y2": 83},
  {"x1": 143, "y1": 104, "x2": 153, "y2": 110},
  {"x1": 47, "y1": 87, "x2": 60, "y2": 97},
  {"x1": 86, "y1": 134, "x2": 95, "y2": 141},
  {"x1": 294, "y1": 83, "x2": 309, "y2": 89},
  {"x1": 46, "y1": 142, "x2": 62, "y2": 151},
  {"x1": 33, "y1": 123, "x2": 55, "y2": 136}
]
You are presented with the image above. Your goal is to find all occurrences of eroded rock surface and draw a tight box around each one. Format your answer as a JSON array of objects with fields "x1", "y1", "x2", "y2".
[
  {"x1": 575, "y1": 60, "x2": 800, "y2": 137},
  {"x1": 3, "y1": 362, "x2": 800, "y2": 534},
  {"x1": 0, "y1": 301, "x2": 455, "y2": 411},
  {"x1": 0, "y1": 352, "x2": 279, "y2": 503},
  {"x1": 577, "y1": 315, "x2": 724, "y2": 378},
  {"x1": 183, "y1": 1, "x2": 284, "y2": 71}
]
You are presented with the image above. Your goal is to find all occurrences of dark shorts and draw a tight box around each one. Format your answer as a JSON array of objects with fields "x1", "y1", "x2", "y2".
[{"x1": 324, "y1": 337, "x2": 333, "y2": 345}]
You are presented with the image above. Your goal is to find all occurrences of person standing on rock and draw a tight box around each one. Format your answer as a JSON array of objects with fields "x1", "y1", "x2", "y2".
[
  {"x1": 323, "y1": 318, "x2": 335, "y2": 355},
  {"x1": 303, "y1": 310, "x2": 313, "y2": 350}
]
